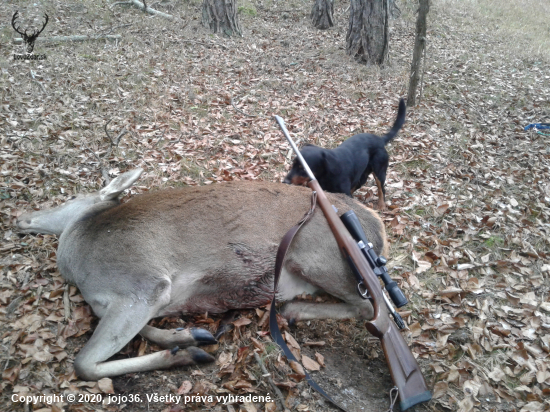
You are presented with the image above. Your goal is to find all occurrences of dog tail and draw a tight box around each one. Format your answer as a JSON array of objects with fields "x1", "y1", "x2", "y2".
[{"x1": 383, "y1": 98, "x2": 406, "y2": 145}]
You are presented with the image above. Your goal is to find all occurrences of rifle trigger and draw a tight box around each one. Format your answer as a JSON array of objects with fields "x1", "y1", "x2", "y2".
[{"x1": 356, "y1": 281, "x2": 370, "y2": 300}]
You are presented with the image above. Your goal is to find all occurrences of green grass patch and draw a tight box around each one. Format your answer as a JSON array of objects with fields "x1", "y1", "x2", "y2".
[
  {"x1": 80, "y1": 54, "x2": 100, "y2": 62},
  {"x1": 263, "y1": 342, "x2": 280, "y2": 356},
  {"x1": 238, "y1": 1, "x2": 257, "y2": 16},
  {"x1": 484, "y1": 235, "x2": 504, "y2": 248}
]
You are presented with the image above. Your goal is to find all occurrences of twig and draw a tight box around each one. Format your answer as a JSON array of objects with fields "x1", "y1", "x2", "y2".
[
  {"x1": 111, "y1": 1, "x2": 133, "y2": 7},
  {"x1": 253, "y1": 351, "x2": 286, "y2": 411},
  {"x1": 63, "y1": 284, "x2": 71, "y2": 320},
  {"x1": 82, "y1": 120, "x2": 127, "y2": 185},
  {"x1": 152, "y1": 126, "x2": 168, "y2": 148},
  {"x1": 104, "y1": 120, "x2": 128, "y2": 149},
  {"x1": 112, "y1": 0, "x2": 175, "y2": 21},
  {"x1": 82, "y1": 141, "x2": 111, "y2": 184},
  {"x1": 13, "y1": 35, "x2": 121, "y2": 44},
  {"x1": 167, "y1": 132, "x2": 185, "y2": 147},
  {"x1": 29, "y1": 69, "x2": 46, "y2": 93}
]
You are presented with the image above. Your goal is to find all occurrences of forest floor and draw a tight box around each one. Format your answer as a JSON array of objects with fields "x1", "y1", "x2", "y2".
[{"x1": 1, "y1": 0, "x2": 549, "y2": 411}]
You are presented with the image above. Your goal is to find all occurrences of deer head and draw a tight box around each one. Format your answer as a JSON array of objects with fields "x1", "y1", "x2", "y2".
[{"x1": 12, "y1": 11, "x2": 49, "y2": 54}]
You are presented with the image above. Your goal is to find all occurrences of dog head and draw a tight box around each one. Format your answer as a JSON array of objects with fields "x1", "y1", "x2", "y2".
[{"x1": 283, "y1": 144, "x2": 339, "y2": 186}]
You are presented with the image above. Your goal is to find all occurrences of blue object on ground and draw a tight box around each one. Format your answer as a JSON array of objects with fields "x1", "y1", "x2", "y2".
[{"x1": 524, "y1": 123, "x2": 550, "y2": 131}]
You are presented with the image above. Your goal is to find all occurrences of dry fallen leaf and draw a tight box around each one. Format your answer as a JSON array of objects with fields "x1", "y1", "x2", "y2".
[
  {"x1": 432, "y1": 381, "x2": 448, "y2": 399},
  {"x1": 288, "y1": 360, "x2": 305, "y2": 377},
  {"x1": 97, "y1": 378, "x2": 114, "y2": 394},
  {"x1": 177, "y1": 380, "x2": 192, "y2": 395},
  {"x1": 314, "y1": 352, "x2": 325, "y2": 367},
  {"x1": 301, "y1": 355, "x2": 320, "y2": 371}
]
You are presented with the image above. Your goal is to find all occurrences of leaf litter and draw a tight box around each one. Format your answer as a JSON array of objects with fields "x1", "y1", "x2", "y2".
[{"x1": 1, "y1": 0, "x2": 549, "y2": 411}]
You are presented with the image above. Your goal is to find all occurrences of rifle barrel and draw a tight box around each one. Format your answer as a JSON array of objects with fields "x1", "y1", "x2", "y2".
[{"x1": 274, "y1": 115, "x2": 316, "y2": 181}]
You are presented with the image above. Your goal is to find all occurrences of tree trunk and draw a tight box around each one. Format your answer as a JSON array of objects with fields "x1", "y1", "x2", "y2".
[
  {"x1": 346, "y1": 0, "x2": 389, "y2": 64},
  {"x1": 311, "y1": 0, "x2": 334, "y2": 30},
  {"x1": 202, "y1": 0, "x2": 242, "y2": 37},
  {"x1": 407, "y1": 0, "x2": 430, "y2": 107}
]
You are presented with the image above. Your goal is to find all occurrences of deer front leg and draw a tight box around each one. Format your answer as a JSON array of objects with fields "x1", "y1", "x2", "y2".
[
  {"x1": 74, "y1": 298, "x2": 215, "y2": 381},
  {"x1": 139, "y1": 325, "x2": 217, "y2": 349}
]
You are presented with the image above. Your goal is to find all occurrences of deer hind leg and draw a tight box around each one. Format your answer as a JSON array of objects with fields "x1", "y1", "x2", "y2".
[
  {"x1": 139, "y1": 325, "x2": 217, "y2": 349},
  {"x1": 279, "y1": 257, "x2": 374, "y2": 322},
  {"x1": 281, "y1": 296, "x2": 373, "y2": 322},
  {"x1": 74, "y1": 293, "x2": 214, "y2": 380}
]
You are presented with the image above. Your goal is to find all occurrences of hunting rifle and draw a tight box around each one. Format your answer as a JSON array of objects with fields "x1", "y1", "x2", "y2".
[{"x1": 274, "y1": 115, "x2": 432, "y2": 411}]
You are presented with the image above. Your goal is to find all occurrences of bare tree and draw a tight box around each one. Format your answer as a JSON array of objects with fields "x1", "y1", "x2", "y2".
[
  {"x1": 407, "y1": 0, "x2": 430, "y2": 106},
  {"x1": 311, "y1": 0, "x2": 334, "y2": 30},
  {"x1": 202, "y1": 0, "x2": 242, "y2": 37},
  {"x1": 346, "y1": 0, "x2": 389, "y2": 64}
]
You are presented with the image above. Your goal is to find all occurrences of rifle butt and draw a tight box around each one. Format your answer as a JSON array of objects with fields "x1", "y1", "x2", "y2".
[{"x1": 371, "y1": 322, "x2": 431, "y2": 410}]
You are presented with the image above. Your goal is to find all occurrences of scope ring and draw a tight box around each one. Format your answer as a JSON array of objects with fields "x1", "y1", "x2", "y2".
[{"x1": 356, "y1": 282, "x2": 370, "y2": 300}]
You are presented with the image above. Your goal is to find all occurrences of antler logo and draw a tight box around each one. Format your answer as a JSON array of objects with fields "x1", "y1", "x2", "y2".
[{"x1": 12, "y1": 11, "x2": 49, "y2": 54}]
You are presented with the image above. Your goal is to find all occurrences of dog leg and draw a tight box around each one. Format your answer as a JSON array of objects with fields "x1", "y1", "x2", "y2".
[{"x1": 374, "y1": 175, "x2": 387, "y2": 210}]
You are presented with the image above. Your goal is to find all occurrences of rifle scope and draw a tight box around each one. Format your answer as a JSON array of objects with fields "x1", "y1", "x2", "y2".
[{"x1": 340, "y1": 210, "x2": 408, "y2": 308}]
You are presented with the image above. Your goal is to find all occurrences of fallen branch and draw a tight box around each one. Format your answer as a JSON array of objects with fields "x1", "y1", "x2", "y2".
[
  {"x1": 13, "y1": 35, "x2": 121, "y2": 45},
  {"x1": 456, "y1": 260, "x2": 518, "y2": 271},
  {"x1": 253, "y1": 351, "x2": 287, "y2": 412},
  {"x1": 112, "y1": 0, "x2": 175, "y2": 21}
]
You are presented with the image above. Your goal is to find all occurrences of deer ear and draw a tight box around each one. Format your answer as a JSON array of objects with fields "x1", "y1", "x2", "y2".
[{"x1": 100, "y1": 168, "x2": 144, "y2": 200}]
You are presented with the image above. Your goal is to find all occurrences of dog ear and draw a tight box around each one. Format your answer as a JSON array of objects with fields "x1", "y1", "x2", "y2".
[{"x1": 322, "y1": 151, "x2": 342, "y2": 176}]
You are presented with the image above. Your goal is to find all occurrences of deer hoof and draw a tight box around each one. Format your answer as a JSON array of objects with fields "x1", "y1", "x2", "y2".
[
  {"x1": 191, "y1": 328, "x2": 217, "y2": 345},
  {"x1": 187, "y1": 346, "x2": 216, "y2": 364}
]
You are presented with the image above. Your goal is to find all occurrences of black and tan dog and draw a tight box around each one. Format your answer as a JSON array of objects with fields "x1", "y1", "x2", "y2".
[{"x1": 284, "y1": 99, "x2": 406, "y2": 210}]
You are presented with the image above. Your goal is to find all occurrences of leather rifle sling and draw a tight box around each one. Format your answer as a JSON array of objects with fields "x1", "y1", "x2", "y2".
[{"x1": 269, "y1": 190, "x2": 350, "y2": 412}]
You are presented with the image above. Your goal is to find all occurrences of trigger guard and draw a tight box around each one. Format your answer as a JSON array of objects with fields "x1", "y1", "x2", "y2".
[{"x1": 357, "y1": 282, "x2": 370, "y2": 300}]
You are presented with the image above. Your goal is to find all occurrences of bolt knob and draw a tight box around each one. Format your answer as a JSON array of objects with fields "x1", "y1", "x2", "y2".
[{"x1": 377, "y1": 256, "x2": 387, "y2": 266}]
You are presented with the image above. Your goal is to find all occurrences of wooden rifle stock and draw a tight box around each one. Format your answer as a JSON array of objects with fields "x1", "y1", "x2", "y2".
[{"x1": 308, "y1": 179, "x2": 431, "y2": 410}]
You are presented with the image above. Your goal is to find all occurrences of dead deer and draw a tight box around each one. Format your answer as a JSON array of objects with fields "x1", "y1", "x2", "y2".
[{"x1": 16, "y1": 169, "x2": 388, "y2": 381}]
